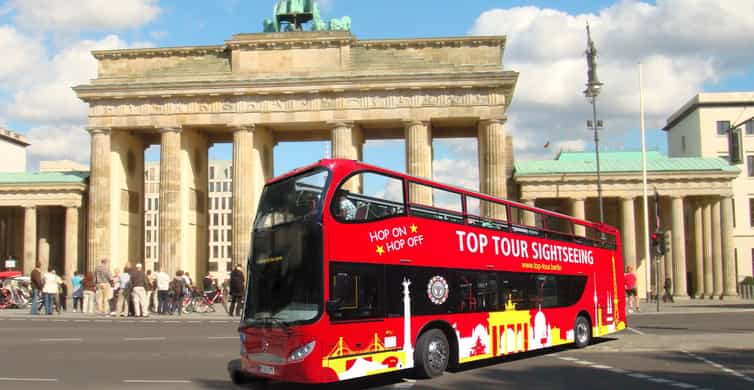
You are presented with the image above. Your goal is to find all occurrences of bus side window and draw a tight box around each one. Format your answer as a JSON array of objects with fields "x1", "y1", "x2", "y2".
[
  {"x1": 329, "y1": 263, "x2": 384, "y2": 321},
  {"x1": 332, "y1": 172, "x2": 405, "y2": 223}
]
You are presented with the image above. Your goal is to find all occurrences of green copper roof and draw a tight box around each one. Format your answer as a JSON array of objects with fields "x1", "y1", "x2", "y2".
[
  {"x1": 515, "y1": 151, "x2": 739, "y2": 176},
  {"x1": 0, "y1": 171, "x2": 88, "y2": 184}
]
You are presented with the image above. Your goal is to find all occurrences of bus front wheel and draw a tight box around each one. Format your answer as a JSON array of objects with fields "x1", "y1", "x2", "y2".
[
  {"x1": 574, "y1": 315, "x2": 592, "y2": 348},
  {"x1": 414, "y1": 329, "x2": 450, "y2": 378}
]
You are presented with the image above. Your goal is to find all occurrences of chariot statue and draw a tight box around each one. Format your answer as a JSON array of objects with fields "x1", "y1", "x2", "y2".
[{"x1": 263, "y1": 0, "x2": 351, "y2": 32}]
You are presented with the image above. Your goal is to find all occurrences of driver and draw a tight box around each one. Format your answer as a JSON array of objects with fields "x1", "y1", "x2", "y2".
[{"x1": 335, "y1": 189, "x2": 357, "y2": 221}]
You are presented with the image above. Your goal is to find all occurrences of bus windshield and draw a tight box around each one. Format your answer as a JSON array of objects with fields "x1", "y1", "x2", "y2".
[{"x1": 245, "y1": 168, "x2": 329, "y2": 326}]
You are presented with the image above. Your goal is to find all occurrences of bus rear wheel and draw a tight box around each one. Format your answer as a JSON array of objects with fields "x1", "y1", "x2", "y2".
[
  {"x1": 414, "y1": 329, "x2": 450, "y2": 378},
  {"x1": 574, "y1": 315, "x2": 592, "y2": 348}
]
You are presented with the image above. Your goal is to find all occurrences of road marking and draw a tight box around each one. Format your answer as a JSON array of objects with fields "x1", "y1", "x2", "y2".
[
  {"x1": 123, "y1": 379, "x2": 192, "y2": 384},
  {"x1": 557, "y1": 356, "x2": 578, "y2": 361},
  {"x1": 681, "y1": 350, "x2": 754, "y2": 383},
  {"x1": 9, "y1": 318, "x2": 23, "y2": 321},
  {"x1": 0, "y1": 377, "x2": 57, "y2": 382},
  {"x1": 556, "y1": 356, "x2": 704, "y2": 389},
  {"x1": 94, "y1": 319, "x2": 112, "y2": 323},
  {"x1": 74, "y1": 319, "x2": 89, "y2": 322},
  {"x1": 123, "y1": 337, "x2": 165, "y2": 341},
  {"x1": 52, "y1": 319, "x2": 68, "y2": 322},
  {"x1": 188, "y1": 320, "x2": 200, "y2": 323},
  {"x1": 39, "y1": 338, "x2": 82, "y2": 342},
  {"x1": 626, "y1": 327, "x2": 645, "y2": 335},
  {"x1": 208, "y1": 336, "x2": 238, "y2": 340},
  {"x1": 164, "y1": 320, "x2": 179, "y2": 323}
]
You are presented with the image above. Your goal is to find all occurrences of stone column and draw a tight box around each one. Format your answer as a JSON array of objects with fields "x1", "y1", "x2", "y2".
[
  {"x1": 671, "y1": 196, "x2": 688, "y2": 298},
  {"x1": 478, "y1": 119, "x2": 507, "y2": 219},
  {"x1": 570, "y1": 198, "x2": 586, "y2": 237},
  {"x1": 521, "y1": 199, "x2": 536, "y2": 226},
  {"x1": 330, "y1": 122, "x2": 363, "y2": 192},
  {"x1": 720, "y1": 195, "x2": 737, "y2": 297},
  {"x1": 404, "y1": 120, "x2": 432, "y2": 205},
  {"x1": 620, "y1": 197, "x2": 637, "y2": 271},
  {"x1": 87, "y1": 127, "x2": 111, "y2": 271},
  {"x1": 37, "y1": 207, "x2": 50, "y2": 272},
  {"x1": 711, "y1": 199, "x2": 723, "y2": 298},
  {"x1": 693, "y1": 201, "x2": 704, "y2": 298},
  {"x1": 158, "y1": 127, "x2": 182, "y2": 276},
  {"x1": 64, "y1": 206, "x2": 79, "y2": 281},
  {"x1": 702, "y1": 201, "x2": 713, "y2": 297},
  {"x1": 23, "y1": 206, "x2": 37, "y2": 274}
]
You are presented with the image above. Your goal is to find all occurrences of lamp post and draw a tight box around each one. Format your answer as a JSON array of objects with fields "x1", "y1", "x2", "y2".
[{"x1": 584, "y1": 23, "x2": 605, "y2": 224}]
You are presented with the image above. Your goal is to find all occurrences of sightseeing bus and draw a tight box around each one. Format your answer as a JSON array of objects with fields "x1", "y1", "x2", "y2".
[{"x1": 231, "y1": 159, "x2": 625, "y2": 385}]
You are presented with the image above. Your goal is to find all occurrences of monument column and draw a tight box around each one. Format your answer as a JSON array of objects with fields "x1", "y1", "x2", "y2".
[
  {"x1": 521, "y1": 199, "x2": 536, "y2": 226},
  {"x1": 23, "y1": 206, "x2": 37, "y2": 274},
  {"x1": 478, "y1": 119, "x2": 507, "y2": 219},
  {"x1": 721, "y1": 195, "x2": 737, "y2": 297},
  {"x1": 87, "y1": 127, "x2": 111, "y2": 271},
  {"x1": 620, "y1": 197, "x2": 637, "y2": 271},
  {"x1": 404, "y1": 120, "x2": 432, "y2": 204},
  {"x1": 711, "y1": 199, "x2": 723, "y2": 298},
  {"x1": 570, "y1": 198, "x2": 586, "y2": 237},
  {"x1": 702, "y1": 201, "x2": 713, "y2": 297},
  {"x1": 330, "y1": 122, "x2": 363, "y2": 192},
  {"x1": 671, "y1": 196, "x2": 688, "y2": 298},
  {"x1": 37, "y1": 207, "x2": 50, "y2": 272},
  {"x1": 64, "y1": 206, "x2": 79, "y2": 281},
  {"x1": 158, "y1": 127, "x2": 182, "y2": 276},
  {"x1": 693, "y1": 201, "x2": 704, "y2": 298}
]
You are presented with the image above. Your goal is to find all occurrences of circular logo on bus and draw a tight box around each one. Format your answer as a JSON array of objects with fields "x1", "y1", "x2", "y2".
[{"x1": 427, "y1": 275, "x2": 449, "y2": 305}]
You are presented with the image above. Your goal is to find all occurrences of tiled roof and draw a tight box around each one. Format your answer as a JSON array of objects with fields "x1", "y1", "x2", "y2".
[{"x1": 515, "y1": 151, "x2": 739, "y2": 176}]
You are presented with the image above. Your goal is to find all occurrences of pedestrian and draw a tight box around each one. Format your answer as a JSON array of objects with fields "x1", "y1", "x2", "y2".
[
  {"x1": 116, "y1": 265, "x2": 131, "y2": 317},
  {"x1": 30, "y1": 262, "x2": 43, "y2": 315},
  {"x1": 229, "y1": 265, "x2": 245, "y2": 317},
  {"x1": 58, "y1": 275, "x2": 68, "y2": 312},
  {"x1": 130, "y1": 263, "x2": 149, "y2": 317},
  {"x1": 71, "y1": 271, "x2": 83, "y2": 312},
  {"x1": 146, "y1": 270, "x2": 157, "y2": 313},
  {"x1": 663, "y1": 277, "x2": 674, "y2": 303},
  {"x1": 624, "y1": 265, "x2": 639, "y2": 312},
  {"x1": 94, "y1": 259, "x2": 112, "y2": 315},
  {"x1": 109, "y1": 268, "x2": 120, "y2": 316},
  {"x1": 156, "y1": 268, "x2": 170, "y2": 314},
  {"x1": 183, "y1": 271, "x2": 193, "y2": 298},
  {"x1": 169, "y1": 270, "x2": 185, "y2": 315},
  {"x1": 42, "y1": 267, "x2": 60, "y2": 315},
  {"x1": 82, "y1": 272, "x2": 96, "y2": 314}
]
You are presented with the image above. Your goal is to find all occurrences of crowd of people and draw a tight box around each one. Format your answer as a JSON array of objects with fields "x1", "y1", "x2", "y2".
[{"x1": 27, "y1": 259, "x2": 246, "y2": 317}]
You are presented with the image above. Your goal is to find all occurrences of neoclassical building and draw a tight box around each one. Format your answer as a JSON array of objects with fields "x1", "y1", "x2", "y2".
[
  {"x1": 515, "y1": 151, "x2": 739, "y2": 299},
  {"x1": 73, "y1": 30, "x2": 517, "y2": 278}
]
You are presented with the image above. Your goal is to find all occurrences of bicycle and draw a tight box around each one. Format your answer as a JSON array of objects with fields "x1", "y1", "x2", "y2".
[{"x1": 194, "y1": 287, "x2": 228, "y2": 313}]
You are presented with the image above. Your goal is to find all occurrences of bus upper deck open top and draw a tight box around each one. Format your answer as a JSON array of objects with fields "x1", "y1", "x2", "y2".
[{"x1": 231, "y1": 159, "x2": 626, "y2": 385}]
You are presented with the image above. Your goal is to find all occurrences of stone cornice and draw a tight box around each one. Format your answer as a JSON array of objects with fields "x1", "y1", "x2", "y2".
[
  {"x1": 356, "y1": 36, "x2": 506, "y2": 50},
  {"x1": 92, "y1": 45, "x2": 227, "y2": 60}
]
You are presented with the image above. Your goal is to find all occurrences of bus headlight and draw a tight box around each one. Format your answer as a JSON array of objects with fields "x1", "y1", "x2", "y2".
[{"x1": 288, "y1": 341, "x2": 316, "y2": 362}]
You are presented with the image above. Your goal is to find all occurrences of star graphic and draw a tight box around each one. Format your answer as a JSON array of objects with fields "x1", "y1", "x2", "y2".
[
  {"x1": 376, "y1": 245, "x2": 385, "y2": 256},
  {"x1": 410, "y1": 224, "x2": 418, "y2": 233}
]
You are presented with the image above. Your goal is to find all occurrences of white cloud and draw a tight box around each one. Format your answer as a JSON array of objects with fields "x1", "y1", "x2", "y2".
[
  {"x1": 9, "y1": 35, "x2": 130, "y2": 123},
  {"x1": 9, "y1": 0, "x2": 160, "y2": 32},
  {"x1": 469, "y1": 0, "x2": 754, "y2": 161},
  {"x1": 0, "y1": 26, "x2": 46, "y2": 88},
  {"x1": 26, "y1": 124, "x2": 90, "y2": 170}
]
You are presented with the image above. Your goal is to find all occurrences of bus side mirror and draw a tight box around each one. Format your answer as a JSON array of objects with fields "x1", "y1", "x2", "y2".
[{"x1": 326, "y1": 299, "x2": 341, "y2": 316}]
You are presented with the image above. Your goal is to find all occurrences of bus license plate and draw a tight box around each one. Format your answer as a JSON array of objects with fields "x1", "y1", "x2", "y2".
[{"x1": 259, "y1": 365, "x2": 275, "y2": 375}]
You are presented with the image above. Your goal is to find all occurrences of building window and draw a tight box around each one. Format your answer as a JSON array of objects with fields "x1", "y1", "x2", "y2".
[
  {"x1": 750, "y1": 198, "x2": 754, "y2": 227},
  {"x1": 209, "y1": 166, "x2": 215, "y2": 179},
  {"x1": 681, "y1": 136, "x2": 686, "y2": 152},
  {"x1": 748, "y1": 156, "x2": 754, "y2": 177},
  {"x1": 733, "y1": 200, "x2": 736, "y2": 228},
  {"x1": 746, "y1": 121, "x2": 754, "y2": 135},
  {"x1": 717, "y1": 120, "x2": 730, "y2": 136}
]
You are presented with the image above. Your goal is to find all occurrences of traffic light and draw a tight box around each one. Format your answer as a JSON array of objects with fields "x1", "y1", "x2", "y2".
[{"x1": 651, "y1": 230, "x2": 666, "y2": 256}]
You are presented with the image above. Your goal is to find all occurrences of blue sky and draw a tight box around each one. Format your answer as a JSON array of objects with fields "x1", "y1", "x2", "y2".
[{"x1": 1, "y1": 0, "x2": 753, "y2": 185}]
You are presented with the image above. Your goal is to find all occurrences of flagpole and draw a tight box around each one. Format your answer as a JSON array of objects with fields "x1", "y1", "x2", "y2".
[{"x1": 639, "y1": 63, "x2": 652, "y2": 309}]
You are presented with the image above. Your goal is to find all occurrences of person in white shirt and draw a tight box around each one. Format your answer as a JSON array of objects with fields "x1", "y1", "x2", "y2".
[
  {"x1": 155, "y1": 269, "x2": 171, "y2": 314},
  {"x1": 42, "y1": 267, "x2": 61, "y2": 315}
]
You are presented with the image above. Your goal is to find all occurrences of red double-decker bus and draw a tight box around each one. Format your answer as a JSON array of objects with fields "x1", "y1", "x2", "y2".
[{"x1": 231, "y1": 159, "x2": 626, "y2": 385}]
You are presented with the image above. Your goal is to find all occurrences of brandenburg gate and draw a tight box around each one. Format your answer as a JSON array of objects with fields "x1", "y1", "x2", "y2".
[{"x1": 74, "y1": 28, "x2": 518, "y2": 276}]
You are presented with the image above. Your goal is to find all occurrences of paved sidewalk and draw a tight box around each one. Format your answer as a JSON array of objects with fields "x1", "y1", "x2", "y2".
[
  {"x1": 0, "y1": 307, "x2": 241, "y2": 322},
  {"x1": 629, "y1": 297, "x2": 754, "y2": 315}
]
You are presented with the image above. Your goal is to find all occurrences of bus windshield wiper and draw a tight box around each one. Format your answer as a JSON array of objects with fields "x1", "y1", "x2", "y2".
[{"x1": 241, "y1": 316, "x2": 293, "y2": 335}]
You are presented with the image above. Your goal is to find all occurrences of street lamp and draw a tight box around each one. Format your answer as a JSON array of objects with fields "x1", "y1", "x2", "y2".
[{"x1": 584, "y1": 23, "x2": 605, "y2": 224}]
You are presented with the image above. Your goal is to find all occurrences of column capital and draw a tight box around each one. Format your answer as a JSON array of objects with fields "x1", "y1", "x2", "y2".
[
  {"x1": 327, "y1": 121, "x2": 354, "y2": 129},
  {"x1": 87, "y1": 127, "x2": 111, "y2": 136},
  {"x1": 158, "y1": 126, "x2": 182, "y2": 134},
  {"x1": 621, "y1": 196, "x2": 637, "y2": 201},
  {"x1": 229, "y1": 124, "x2": 255, "y2": 132},
  {"x1": 671, "y1": 195, "x2": 684, "y2": 200},
  {"x1": 402, "y1": 119, "x2": 429, "y2": 128},
  {"x1": 519, "y1": 197, "x2": 536, "y2": 204},
  {"x1": 479, "y1": 117, "x2": 508, "y2": 126},
  {"x1": 570, "y1": 197, "x2": 586, "y2": 202}
]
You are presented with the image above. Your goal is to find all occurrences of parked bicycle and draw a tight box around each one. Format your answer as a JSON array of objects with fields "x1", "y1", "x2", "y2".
[{"x1": 194, "y1": 287, "x2": 229, "y2": 314}]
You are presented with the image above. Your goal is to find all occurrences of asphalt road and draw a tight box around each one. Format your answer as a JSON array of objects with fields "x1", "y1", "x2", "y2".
[{"x1": 0, "y1": 308, "x2": 752, "y2": 389}]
